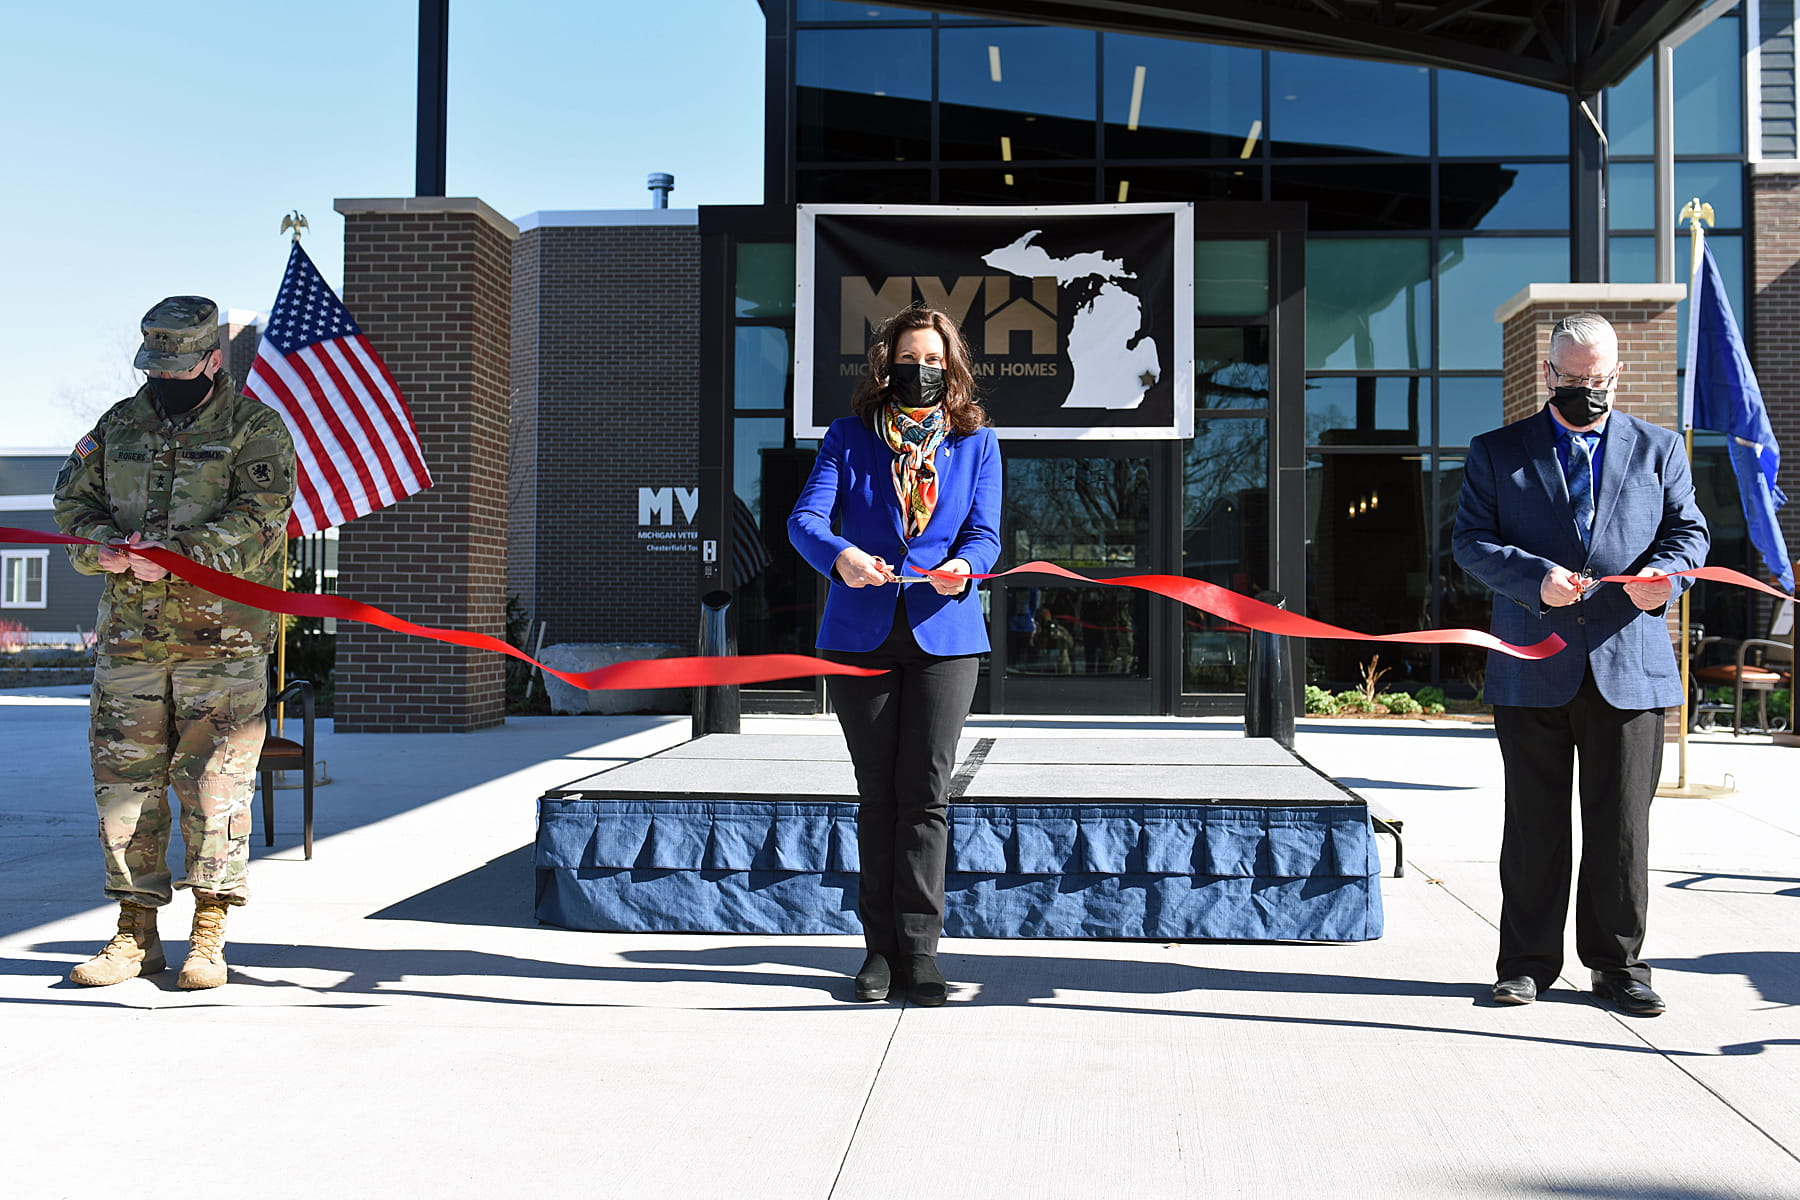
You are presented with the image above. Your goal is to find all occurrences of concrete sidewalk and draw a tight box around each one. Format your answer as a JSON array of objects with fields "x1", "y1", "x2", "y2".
[{"x1": 1, "y1": 690, "x2": 1795, "y2": 1198}]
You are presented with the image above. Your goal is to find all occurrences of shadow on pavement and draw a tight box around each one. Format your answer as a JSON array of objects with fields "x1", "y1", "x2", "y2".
[
  {"x1": 1658, "y1": 949, "x2": 1800, "y2": 1007},
  {"x1": 366, "y1": 845, "x2": 539, "y2": 928},
  {"x1": 1335, "y1": 776, "x2": 1478, "y2": 792},
  {"x1": 7, "y1": 940, "x2": 1796, "y2": 1060}
]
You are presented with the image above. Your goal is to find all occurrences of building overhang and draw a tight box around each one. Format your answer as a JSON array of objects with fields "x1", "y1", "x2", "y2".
[{"x1": 922, "y1": 1, "x2": 1714, "y2": 96}]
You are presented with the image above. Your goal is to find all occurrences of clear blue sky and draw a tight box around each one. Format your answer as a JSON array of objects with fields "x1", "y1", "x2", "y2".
[{"x1": 1, "y1": 1, "x2": 765, "y2": 451}]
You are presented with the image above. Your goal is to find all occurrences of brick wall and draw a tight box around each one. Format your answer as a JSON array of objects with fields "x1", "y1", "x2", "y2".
[
  {"x1": 332, "y1": 198, "x2": 517, "y2": 733},
  {"x1": 509, "y1": 229, "x2": 539, "y2": 618},
  {"x1": 510, "y1": 218, "x2": 701, "y2": 649},
  {"x1": 1499, "y1": 291, "x2": 1685, "y2": 429},
  {"x1": 1497, "y1": 286, "x2": 1690, "y2": 744},
  {"x1": 1751, "y1": 169, "x2": 1800, "y2": 598}
]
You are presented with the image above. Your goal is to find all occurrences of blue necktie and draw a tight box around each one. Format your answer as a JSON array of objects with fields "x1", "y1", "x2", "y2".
[{"x1": 1565, "y1": 433, "x2": 1595, "y2": 547}]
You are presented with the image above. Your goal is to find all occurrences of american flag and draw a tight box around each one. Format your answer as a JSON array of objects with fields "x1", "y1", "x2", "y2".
[{"x1": 245, "y1": 242, "x2": 431, "y2": 536}]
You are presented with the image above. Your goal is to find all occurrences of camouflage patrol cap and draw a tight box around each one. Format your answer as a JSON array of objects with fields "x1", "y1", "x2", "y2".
[{"x1": 132, "y1": 295, "x2": 220, "y2": 373}]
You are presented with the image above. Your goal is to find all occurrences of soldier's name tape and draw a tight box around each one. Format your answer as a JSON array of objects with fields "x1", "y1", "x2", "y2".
[{"x1": 4, "y1": 524, "x2": 1790, "y2": 688}]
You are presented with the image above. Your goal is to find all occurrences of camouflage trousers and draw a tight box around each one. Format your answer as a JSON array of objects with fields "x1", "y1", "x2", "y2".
[{"x1": 89, "y1": 654, "x2": 268, "y2": 908}]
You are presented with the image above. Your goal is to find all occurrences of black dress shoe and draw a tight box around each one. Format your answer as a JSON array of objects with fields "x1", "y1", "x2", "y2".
[
  {"x1": 904, "y1": 954, "x2": 947, "y2": 1007},
  {"x1": 1492, "y1": 976, "x2": 1538, "y2": 1005},
  {"x1": 853, "y1": 953, "x2": 891, "y2": 1002},
  {"x1": 1592, "y1": 974, "x2": 1666, "y2": 1016}
]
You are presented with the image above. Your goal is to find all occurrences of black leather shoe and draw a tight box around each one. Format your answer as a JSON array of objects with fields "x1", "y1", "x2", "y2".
[
  {"x1": 904, "y1": 954, "x2": 947, "y2": 1007},
  {"x1": 1592, "y1": 974, "x2": 1666, "y2": 1016},
  {"x1": 1492, "y1": 976, "x2": 1538, "y2": 1005},
  {"x1": 853, "y1": 953, "x2": 891, "y2": 1002}
]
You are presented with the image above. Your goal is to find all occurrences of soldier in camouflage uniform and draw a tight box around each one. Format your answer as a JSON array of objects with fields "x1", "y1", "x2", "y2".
[{"x1": 53, "y1": 296, "x2": 296, "y2": 990}]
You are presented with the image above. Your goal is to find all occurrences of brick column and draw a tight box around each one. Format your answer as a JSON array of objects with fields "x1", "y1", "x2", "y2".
[
  {"x1": 1496, "y1": 284, "x2": 1690, "y2": 744},
  {"x1": 332, "y1": 197, "x2": 517, "y2": 733},
  {"x1": 1751, "y1": 165, "x2": 1800, "y2": 593}
]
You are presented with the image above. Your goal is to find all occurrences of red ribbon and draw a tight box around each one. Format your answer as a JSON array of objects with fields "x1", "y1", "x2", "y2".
[
  {"x1": 1595, "y1": 564, "x2": 1796, "y2": 600},
  {"x1": 11, "y1": 524, "x2": 1792, "y2": 681},
  {"x1": 0, "y1": 527, "x2": 882, "y2": 691},
  {"x1": 914, "y1": 561, "x2": 1792, "y2": 660}
]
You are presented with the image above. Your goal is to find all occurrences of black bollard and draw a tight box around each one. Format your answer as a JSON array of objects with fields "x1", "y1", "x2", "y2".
[
  {"x1": 694, "y1": 590, "x2": 740, "y2": 737},
  {"x1": 1244, "y1": 590, "x2": 1296, "y2": 748}
]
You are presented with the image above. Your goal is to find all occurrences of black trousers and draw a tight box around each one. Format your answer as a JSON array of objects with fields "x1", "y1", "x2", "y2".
[
  {"x1": 824, "y1": 613, "x2": 980, "y2": 959},
  {"x1": 1492, "y1": 670, "x2": 1662, "y2": 989}
]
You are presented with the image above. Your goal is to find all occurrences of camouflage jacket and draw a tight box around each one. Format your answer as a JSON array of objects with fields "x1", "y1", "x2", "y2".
[{"x1": 53, "y1": 371, "x2": 296, "y2": 660}]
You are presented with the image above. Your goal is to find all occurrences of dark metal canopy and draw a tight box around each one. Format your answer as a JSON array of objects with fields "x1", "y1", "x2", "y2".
[{"x1": 922, "y1": 0, "x2": 1712, "y2": 96}]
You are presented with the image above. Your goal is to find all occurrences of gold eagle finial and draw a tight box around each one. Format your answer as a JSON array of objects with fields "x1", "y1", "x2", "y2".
[{"x1": 280, "y1": 211, "x2": 309, "y2": 243}]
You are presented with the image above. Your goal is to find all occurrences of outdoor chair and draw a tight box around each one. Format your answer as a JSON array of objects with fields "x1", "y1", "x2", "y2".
[
  {"x1": 257, "y1": 678, "x2": 317, "y2": 858},
  {"x1": 1692, "y1": 600, "x2": 1794, "y2": 736}
]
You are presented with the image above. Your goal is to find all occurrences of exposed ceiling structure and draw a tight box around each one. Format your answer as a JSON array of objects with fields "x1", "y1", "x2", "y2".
[{"x1": 922, "y1": 1, "x2": 1714, "y2": 96}]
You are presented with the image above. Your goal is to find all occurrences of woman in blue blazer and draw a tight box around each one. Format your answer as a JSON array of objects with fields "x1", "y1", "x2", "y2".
[{"x1": 789, "y1": 305, "x2": 1002, "y2": 1007}]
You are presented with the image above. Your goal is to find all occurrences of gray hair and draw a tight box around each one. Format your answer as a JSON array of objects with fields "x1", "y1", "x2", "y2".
[{"x1": 1548, "y1": 312, "x2": 1617, "y2": 361}]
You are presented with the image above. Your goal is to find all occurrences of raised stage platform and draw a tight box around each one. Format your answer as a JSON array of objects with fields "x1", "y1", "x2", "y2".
[{"x1": 534, "y1": 734, "x2": 1384, "y2": 942}]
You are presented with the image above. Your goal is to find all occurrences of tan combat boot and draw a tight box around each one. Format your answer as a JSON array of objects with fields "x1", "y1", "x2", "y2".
[
  {"x1": 177, "y1": 900, "x2": 231, "y2": 990},
  {"x1": 69, "y1": 901, "x2": 166, "y2": 986}
]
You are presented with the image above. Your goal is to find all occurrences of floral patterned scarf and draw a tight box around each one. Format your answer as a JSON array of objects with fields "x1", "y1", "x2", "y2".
[{"x1": 879, "y1": 400, "x2": 948, "y2": 538}]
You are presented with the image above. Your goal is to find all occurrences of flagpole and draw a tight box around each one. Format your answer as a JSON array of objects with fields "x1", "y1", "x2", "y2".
[
  {"x1": 1659, "y1": 199, "x2": 1735, "y2": 799},
  {"x1": 273, "y1": 210, "x2": 308, "y2": 738}
]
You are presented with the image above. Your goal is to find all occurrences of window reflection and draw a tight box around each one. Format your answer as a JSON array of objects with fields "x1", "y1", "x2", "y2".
[
  {"x1": 1609, "y1": 161, "x2": 1741, "y2": 230},
  {"x1": 1440, "y1": 163, "x2": 1566, "y2": 231},
  {"x1": 797, "y1": 170, "x2": 930, "y2": 203},
  {"x1": 938, "y1": 166, "x2": 1096, "y2": 204},
  {"x1": 1004, "y1": 586, "x2": 1147, "y2": 679},
  {"x1": 939, "y1": 27, "x2": 1096, "y2": 160},
  {"x1": 1270, "y1": 55, "x2": 1428, "y2": 157},
  {"x1": 1607, "y1": 15, "x2": 1742, "y2": 156},
  {"x1": 1306, "y1": 239, "x2": 1430, "y2": 370},
  {"x1": 735, "y1": 440, "x2": 821, "y2": 688},
  {"x1": 797, "y1": 28, "x2": 932, "y2": 162},
  {"x1": 1436, "y1": 68, "x2": 1568, "y2": 157},
  {"x1": 735, "y1": 244, "x2": 795, "y2": 319},
  {"x1": 1434, "y1": 455, "x2": 1490, "y2": 692},
  {"x1": 1271, "y1": 165, "x2": 1430, "y2": 230},
  {"x1": 1195, "y1": 326, "x2": 1268, "y2": 408},
  {"x1": 1103, "y1": 166, "x2": 1260, "y2": 206},
  {"x1": 1101, "y1": 34, "x2": 1262, "y2": 159},
  {"x1": 1306, "y1": 377, "x2": 1428, "y2": 446},
  {"x1": 1003, "y1": 455, "x2": 1150, "y2": 569},
  {"x1": 734, "y1": 327, "x2": 791, "y2": 410},
  {"x1": 1437, "y1": 237, "x2": 1568, "y2": 369},
  {"x1": 1436, "y1": 376, "x2": 1500, "y2": 447},
  {"x1": 1305, "y1": 451, "x2": 1433, "y2": 686},
  {"x1": 1183, "y1": 417, "x2": 1269, "y2": 693}
]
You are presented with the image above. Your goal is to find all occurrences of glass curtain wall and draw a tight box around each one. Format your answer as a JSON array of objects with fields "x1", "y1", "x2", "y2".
[{"x1": 783, "y1": 1, "x2": 1750, "y2": 699}]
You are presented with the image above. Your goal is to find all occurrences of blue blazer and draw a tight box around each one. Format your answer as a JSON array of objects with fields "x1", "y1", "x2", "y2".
[
  {"x1": 1451, "y1": 408, "x2": 1709, "y2": 710},
  {"x1": 788, "y1": 417, "x2": 1002, "y2": 655}
]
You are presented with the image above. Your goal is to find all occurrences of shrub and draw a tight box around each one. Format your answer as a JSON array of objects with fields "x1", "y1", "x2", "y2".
[
  {"x1": 1335, "y1": 689, "x2": 1378, "y2": 713},
  {"x1": 1378, "y1": 691, "x2": 1423, "y2": 715},
  {"x1": 1304, "y1": 685, "x2": 1340, "y2": 715},
  {"x1": 1416, "y1": 685, "x2": 1448, "y2": 708}
]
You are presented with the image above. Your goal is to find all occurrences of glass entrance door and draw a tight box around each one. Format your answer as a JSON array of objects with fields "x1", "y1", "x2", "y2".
[{"x1": 985, "y1": 449, "x2": 1157, "y2": 713}]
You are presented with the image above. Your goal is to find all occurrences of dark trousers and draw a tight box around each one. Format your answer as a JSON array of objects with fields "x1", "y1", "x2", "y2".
[
  {"x1": 1492, "y1": 671, "x2": 1662, "y2": 989},
  {"x1": 824, "y1": 614, "x2": 980, "y2": 959}
]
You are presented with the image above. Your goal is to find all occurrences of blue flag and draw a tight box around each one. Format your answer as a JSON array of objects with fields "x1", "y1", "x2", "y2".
[{"x1": 1684, "y1": 241, "x2": 1793, "y2": 592}]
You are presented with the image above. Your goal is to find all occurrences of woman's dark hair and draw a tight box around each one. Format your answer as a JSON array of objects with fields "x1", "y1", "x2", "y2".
[{"x1": 850, "y1": 305, "x2": 989, "y2": 435}]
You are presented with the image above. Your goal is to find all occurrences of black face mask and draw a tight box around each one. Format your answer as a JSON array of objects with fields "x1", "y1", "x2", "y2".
[
  {"x1": 149, "y1": 369, "x2": 214, "y2": 417},
  {"x1": 1550, "y1": 385, "x2": 1611, "y2": 426},
  {"x1": 888, "y1": 362, "x2": 945, "y2": 408}
]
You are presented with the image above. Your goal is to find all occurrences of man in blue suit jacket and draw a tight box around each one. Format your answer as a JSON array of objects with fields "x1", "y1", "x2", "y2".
[{"x1": 1453, "y1": 312, "x2": 1708, "y2": 1016}]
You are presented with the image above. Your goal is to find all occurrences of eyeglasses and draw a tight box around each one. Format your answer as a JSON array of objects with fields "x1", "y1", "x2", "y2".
[{"x1": 1546, "y1": 361, "x2": 1618, "y2": 389}]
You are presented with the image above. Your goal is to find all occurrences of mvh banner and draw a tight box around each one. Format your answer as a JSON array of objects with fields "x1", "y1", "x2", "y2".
[{"x1": 795, "y1": 204, "x2": 1194, "y2": 440}]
